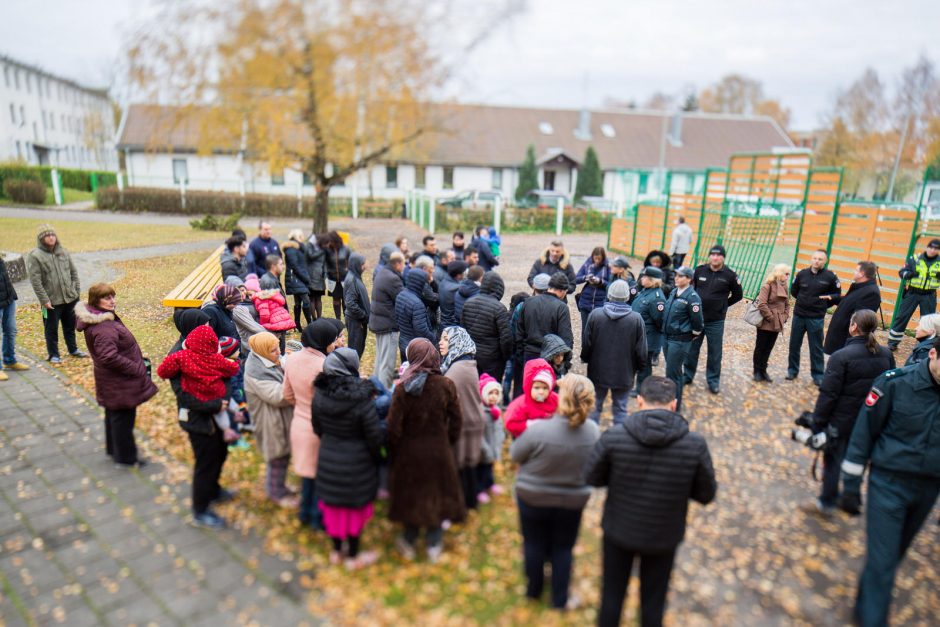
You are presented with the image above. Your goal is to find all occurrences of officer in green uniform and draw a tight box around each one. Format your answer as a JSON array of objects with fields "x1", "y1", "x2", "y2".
[
  {"x1": 887, "y1": 238, "x2": 940, "y2": 351},
  {"x1": 839, "y1": 336, "x2": 940, "y2": 627},
  {"x1": 661, "y1": 266, "x2": 704, "y2": 410}
]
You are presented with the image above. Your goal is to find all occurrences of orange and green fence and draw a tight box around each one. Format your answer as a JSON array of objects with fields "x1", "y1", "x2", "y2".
[{"x1": 608, "y1": 152, "x2": 939, "y2": 331}]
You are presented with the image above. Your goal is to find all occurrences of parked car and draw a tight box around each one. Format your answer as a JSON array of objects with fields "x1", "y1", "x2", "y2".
[
  {"x1": 517, "y1": 190, "x2": 571, "y2": 209},
  {"x1": 575, "y1": 196, "x2": 616, "y2": 212},
  {"x1": 438, "y1": 190, "x2": 503, "y2": 209}
]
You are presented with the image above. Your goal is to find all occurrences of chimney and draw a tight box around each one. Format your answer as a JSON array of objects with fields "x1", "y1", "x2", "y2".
[
  {"x1": 668, "y1": 112, "x2": 683, "y2": 147},
  {"x1": 575, "y1": 109, "x2": 592, "y2": 141}
]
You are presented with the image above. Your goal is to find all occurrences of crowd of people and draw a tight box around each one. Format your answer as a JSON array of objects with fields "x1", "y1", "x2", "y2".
[{"x1": 1, "y1": 219, "x2": 938, "y2": 626}]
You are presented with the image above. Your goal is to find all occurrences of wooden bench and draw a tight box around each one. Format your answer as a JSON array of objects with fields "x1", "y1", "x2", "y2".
[{"x1": 162, "y1": 245, "x2": 225, "y2": 308}]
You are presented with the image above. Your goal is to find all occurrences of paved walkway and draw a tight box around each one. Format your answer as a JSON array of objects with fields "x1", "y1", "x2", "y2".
[{"x1": 0, "y1": 353, "x2": 318, "y2": 626}]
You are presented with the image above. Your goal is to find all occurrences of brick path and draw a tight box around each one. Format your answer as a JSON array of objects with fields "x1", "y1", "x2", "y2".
[{"x1": 0, "y1": 353, "x2": 318, "y2": 626}]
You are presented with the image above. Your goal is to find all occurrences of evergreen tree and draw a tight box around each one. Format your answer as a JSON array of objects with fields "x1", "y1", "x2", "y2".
[
  {"x1": 515, "y1": 144, "x2": 539, "y2": 201},
  {"x1": 575, "y1": 146, "x2": 603, "y2": 201}
]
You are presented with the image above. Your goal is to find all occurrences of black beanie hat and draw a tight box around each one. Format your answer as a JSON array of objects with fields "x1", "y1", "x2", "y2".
[{"x1": 548, "y1": 271, "x2": 569, "y2": 291}]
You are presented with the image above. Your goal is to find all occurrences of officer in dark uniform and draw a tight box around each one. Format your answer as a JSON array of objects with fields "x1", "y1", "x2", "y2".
[
  {"x1": 787, "y1": 249, "x2": 842, "y2": 385},
  {"x1": 631, "y1": 266, "x2": 668, "y2": 393},
  {"x1": 839, "y1": 336, "x2": 940, "y2": 627},
  {"x1": 662, "y1": 266, "x2": 704, "y2": 409},
  {"x1": 683, "y1": 245, "x2": 743, "y2": 394},
  {"x1": 887, "y1": 238, "x2": 940, "y2": 351}
]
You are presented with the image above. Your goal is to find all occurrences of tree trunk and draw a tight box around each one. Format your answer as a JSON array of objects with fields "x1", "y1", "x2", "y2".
[{"x1": 313, "y1": 187, "x2": 330, "y2": 234}]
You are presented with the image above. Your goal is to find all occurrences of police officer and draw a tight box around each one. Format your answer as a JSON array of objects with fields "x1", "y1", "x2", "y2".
[
  {"x1": 631, "y1": 266, "x2": 667, "y2": 394},
  {"x1": 683, "y1": 245, "x2": 743, "y2": 394},
  {"x1": 839, "y1": 336, "x2": 940, "y2": 627},
  {"x1": 887, "y1": 238, "x2": 940, "y2": 351},
  {"x1": 787, "y1": 249, "x2": 842, "y2": 386},
  {"x1": 662, "y1": 266, "x2": 704, "y2": 409}
]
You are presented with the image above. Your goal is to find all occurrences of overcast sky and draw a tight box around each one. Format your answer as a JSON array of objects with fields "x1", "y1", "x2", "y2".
[{"x1": 3, "y1": 0, "x2": 939, "y2": 129}]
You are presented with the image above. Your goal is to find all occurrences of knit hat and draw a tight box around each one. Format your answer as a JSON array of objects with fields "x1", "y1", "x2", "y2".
[
  {"x1": 676, "y1": 266, "x2": 694, "y2": 278},
  {"x1": 548, "y1": 271, "x2": 569, "y2": 292},
  {"x1": 608, "y1": 279, "x2": 631, "y2": 302},
  {"x1": 224, "y1": 275, "x2": 245, "y2": 289},
  {"x1": 612, "y1": 258, "x2": 631, "y2": 269},
  {"x1": 215, "y1": 285, "x2": 241, "y2": 307},
  {"x1": 532, "y1": 273, "x2": 551, "y2": 290},
  {"x1": 533, "y1": 369, "x2": 555, "y2": 387},
  {"x1": 479, "y1": 373, "x2": 502, "y2": 401},
  {"x1": 447, "y1": 260, "x2": 469, "y2": 278},
  {"x1": 218, "y1": 336, "x2": 240, "y2": 358},
  {"x1": 640, "y1": 266, "x2": 664, "y2": 280},
  {"x1": 248, "y1": 332, "x2": 279, "y2": 359},
  {"x1": 244, "y1": 274, "x2": 261, "y2": 293},
  {"x1": 916, "y1": 313, "x2": 940, "y2": 336},
  {"x1": 37, "y1": 223, "x2": 56, "y2": 240},
  {"x1": 708, "y1": 245, "x2": 726, "y2": 257}
]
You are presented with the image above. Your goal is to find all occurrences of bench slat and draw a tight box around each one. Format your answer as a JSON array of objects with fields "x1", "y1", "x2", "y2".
[{"x1": 162, "y1": 245, "x2": 225, "y2": 308}]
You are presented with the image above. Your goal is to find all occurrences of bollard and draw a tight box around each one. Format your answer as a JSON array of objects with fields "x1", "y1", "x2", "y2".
[
  {"x1": 180, "y1": 179, "x2": 186, "y2": 211},
  {"x1": 51, "y1": 168, "x2": 62, "y2": 205},
  {"x1": 296, "y1": 183, "x2": 302, "y2": 215},
  {"x1": 352, "y1": 184, "x2": 359, "y2": 219},
  {"x1": 494, "y1": 196, "x2": 502, "y2": 235},
  {"x1": 429, "y1": 196, "x2": 436, "y2": 234},
  {"x1": 555, "y1": 197, "x2": 564, "y2": 236}
]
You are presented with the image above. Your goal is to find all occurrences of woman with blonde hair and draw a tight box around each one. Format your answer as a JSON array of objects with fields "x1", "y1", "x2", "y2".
[
  {"x1": 753, "y1": 263, "x2": 791, "y2": 382},
  {"x1": 509, "y1": 374, "x2": 600, "y2": 610}
]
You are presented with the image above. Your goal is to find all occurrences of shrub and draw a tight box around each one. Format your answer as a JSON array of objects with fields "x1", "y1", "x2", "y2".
[
  {"x1": 3, "y1": 179, "x2": 47, "y2": 204},
  {"x1": 0, "y1": 164, "x2": 41, "y2": 197},
  {"x1": 190, "y1": 213, "x2": 243, "y2": 231}
]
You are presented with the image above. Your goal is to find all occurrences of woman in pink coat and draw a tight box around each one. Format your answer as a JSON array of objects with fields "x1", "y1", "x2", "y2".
[{"x1": 283, "y1": 319, "x2": 341, "y2": 528}]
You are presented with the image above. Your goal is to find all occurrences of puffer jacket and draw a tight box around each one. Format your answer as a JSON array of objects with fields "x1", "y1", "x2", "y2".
[
  {"x1": 304, "y1": 239, "x2": 327, "y2": 292},
  {"x1": 461, "y1": 272, "x2": 512, "y2": 377},
  {"x1": 454, "y1": 278, "x2": 480, "y2": 322},
  {"x1": 282, "y1": 240, "x2": 313, "y2": 295},
  {"x1": 631, "y1": 286, "x2": 667, "y2": 353},
  {"x1": 252, "y1": 290, "x2": 296, "y2": 332},
  {"x1": 343, "y1": 253, "x2": 371, "y2": 322},
  {"x1": 312, "y1": 371, "x2": 384, "y2": 508},
  {"x1": 575, "y1": 259, "x2": 612, "y2": 310},
  {"x1": 0, "y1": 258, "x2": 16, "y2": 308},
  {"x1": 395, "y1": 270, "x2": 435, "y2": 353},
  {"x1": 438, "y1": 274, "x2": 461, "y2": 327},
  {"x1": 527, "y1": 247, "x2": 576, "y2": 293},
  {"x1": 585, "y1": 408, "x2": 717, "y2": 552},
  {"x1": 812, "y1": 336, "x2": 895, "y2": 434},
  {"x1": 369, "y1": 265, "x2": 403, "y2": 333},
  {"x1": 26, "y1": 237, "x2": 80, "y2": 306}
]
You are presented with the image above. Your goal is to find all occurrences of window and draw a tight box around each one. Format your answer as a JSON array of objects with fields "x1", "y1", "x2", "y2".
[
  {"x1": 25, "y1": 74, "x2": 30, "y2": 94},
  {"x1": 543, "y1": 170, "x2": 555, "y2": 191},
  {"x1": 386, "y1": 165, "x2": 398, "y2": 189},
  {"x1": 600, "y1": 123, "x2": 616, "y2": 138},
  {"x1": 415, "y1": 165, "x2": 426, "y2": 189},
  {"x1": 302, "y1": 171, "x2": 311, "y2": 186},
  {"x1": 638, "y1": 172, "x2": 649, "y2": 195},
  {"x1": 14, "y1": 69, "x2": 20, "y2": 90},
  {"x1": 3, "y1": 66, "x2": 8, "y2": 88},
  {"x1": 491, "y1": 168, "x2": 502, "y2": 190},
  {"x1": 538, "y1": 122, "x2": 553, "y2": 135},
  {"x1": 271, "y1": 169, "x2": 285, "y2": 186},
  {"x1": 172, "y1": 158, "x2": 189, "y2": 185},
  {"x1": 443, "y1": 166, "x2": 454, "y2": 190},
  {"x1": 684, "y1": 175, "x2": 695, "y2": 194},
  {"x1": 19, "y1": 105, "x2": 24, "y2": 125},
  {"x1": 8, "y1": 103, "x2": 14, "y2": 124},
  {"x1": 15, "y1": 141, "x2": 21, "y2": 160}
]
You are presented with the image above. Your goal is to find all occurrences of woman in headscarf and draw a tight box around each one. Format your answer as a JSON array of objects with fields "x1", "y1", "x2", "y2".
[
  {"x1": 283, "y1": 320, "x2": 340, "y2": 528},
  {"x1": 244, "y1": 332, "x2": 297, "y2": 508},
  {"x1": 313, "y1": 348, "x2": 384, "y2": 570},
  {"x1": 202, "y1": 284, "x2": 240, "y2": 340},
  {"x1": 387, "y1": 338, "x2": 466, "y2": 563},
  {"x1": 166, "y1": 309, "x2": 233, "y2": 528},
  {"x1": 440, "y1": 326, "x2": 488, "y2": 510}
]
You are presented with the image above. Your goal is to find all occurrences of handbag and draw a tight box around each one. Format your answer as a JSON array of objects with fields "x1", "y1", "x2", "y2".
[{"x1": 743, "y1": 299, "x2": 764, "y2": 326}]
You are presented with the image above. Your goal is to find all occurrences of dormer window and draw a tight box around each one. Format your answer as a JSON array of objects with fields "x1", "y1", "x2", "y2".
[
  {"x1": 600, "y1": 123, "x2": 616, "y2": 138},
  {"x1": 538, "y1": 122, "x2": 553, "y2": 135}
]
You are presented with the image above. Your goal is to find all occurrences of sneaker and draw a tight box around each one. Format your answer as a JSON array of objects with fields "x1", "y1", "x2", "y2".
[
  {"x1": 69, "y1": 350, "x2": 89, "y2": 358},
  {"x1": 212, "y1": 488, "x2": 236, "y2": 504},
  {"x1": 114, "y1": 458, "x2": 149, "y2": 470},
  {"x1": 192, "y1": 510, "x2": 227, "y2": 529},
  {"x1": 345, "y1": 550, "x2": 379, "y2": 571},
  {"x1": 708, "y1": 384, "x2": 720, "y2": 394},
  {"x1": 3, "y1": 363, "x2": 29, "y2": 371},
  {"x1": 48, "y1": 356, "x2": 62, "y2": 364},
  {"x1": 427, "y1": 543, "x2": 444, "y2": 564},
  {"x1": 0, "y1": 371, "x2": 7, "y2": 381},
  {"x1": 395, "y1": 536, "x2": 416, "y2": 561},
  {"x1": 799, "y1": 499, "x2": 834, "y2": 519}
]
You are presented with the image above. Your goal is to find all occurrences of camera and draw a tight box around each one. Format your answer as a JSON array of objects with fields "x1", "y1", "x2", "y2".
[{"x1": 790, "y1": 412, "x2": 836, "y2": 451}]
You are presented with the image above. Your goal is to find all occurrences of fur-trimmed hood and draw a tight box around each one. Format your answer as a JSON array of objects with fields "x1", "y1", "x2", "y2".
[
  {"x1": 74, "y1": 301, "x2": 116, "y2": 330},
  {"x1": 539, "y1": 247, "x2": 570, "y2": 270},
  {"x1": 282, "y1": 240, "x2": 301, "y2": 250}
]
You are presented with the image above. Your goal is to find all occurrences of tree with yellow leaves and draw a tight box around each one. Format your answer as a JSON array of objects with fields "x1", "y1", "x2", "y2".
[{"x1": 699, "y1": 74, "x2": 791, "y2": 129}]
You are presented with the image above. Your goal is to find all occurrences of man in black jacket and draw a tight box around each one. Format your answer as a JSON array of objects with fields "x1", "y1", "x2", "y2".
[
  {"x1": 439, "y1": 261, "x2": 467, "y2": 328},
  {"x1": 461, "y1": 272, "x2": 512, "y2": 380},
  {"x1": 220, "y1": 236, "x2": 249, "y2": 281},
  {"x1": 454, "y1": 265, "x2": 483, "y2": 322},
  {"x1": 683, "y1": 246, "x2": 743, "y2": 394},
  {"x1": 787, "y1": 249, "x2": 842, "y2": 385},
  {"x1": 582, "y1": 280, "x2": 647, "y2": 425},
  {"x1": 368, "y1": 252, "x2": 404, "y2": 387},
  {"x1": 824, "y1": 261, "x2": 881, "y2": 355},
  {"x1": 343, "y1": 254, "x2": 371, "y2": 357},
  {"x1": 520, "y1": 272, "x2": 573, "y2": 362},
  {"x1": 527, "y1": 240, "x2": 576, "y2": 294},
  {"x1": 585, "y1": 376, "x2": 717, "y2": 627}
]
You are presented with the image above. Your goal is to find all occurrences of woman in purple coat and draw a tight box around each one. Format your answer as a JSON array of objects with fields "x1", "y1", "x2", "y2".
[{"x1": 75, "y1": 283, "x2": 157, "y2": 468}]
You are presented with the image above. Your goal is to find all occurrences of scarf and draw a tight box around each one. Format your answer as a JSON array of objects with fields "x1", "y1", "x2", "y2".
[
  {"x1": 441, "y1": 326, "x2": 476, "y2": 373},
  {"x1": 400, "y1": 338, "x2": 441, "y2": 395},
  {"x1": 215, "y1": 285, "x2": 241, "y2": 308}
]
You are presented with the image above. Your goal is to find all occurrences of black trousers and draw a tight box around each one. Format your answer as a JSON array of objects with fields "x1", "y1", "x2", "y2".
[
  {"x1": 752, "y1": 329, "x2": 779, "y2": 374},
  {"x1": 599, "y1": 536, "x2": 676, "y2": 627},
  {"x1": 347, "y1": 318, "x2": 367, "y2": 357},
  {"x1": 43, "y1": 300, "x2": 78, "y2": 359},
  {"x1": 292, "y1": 293, "x2": 312, "y2": 328},
  {"x1": 187, "y1": 427, "x2": 228, "y2": 514},
  {"x1": 104, "y1": 407, "x2": 138, "y2": 464}
]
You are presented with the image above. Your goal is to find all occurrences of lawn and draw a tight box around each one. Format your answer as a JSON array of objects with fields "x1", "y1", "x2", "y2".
[
  {"x1": 0, "y1": 217, "x2": 226, "y2": 255},
  {"x1": 13, "y1": 250, "x2": 610, "y2": 626}
]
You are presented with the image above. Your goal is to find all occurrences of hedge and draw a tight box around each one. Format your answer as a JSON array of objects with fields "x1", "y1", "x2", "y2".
[
  {"x1": 431, "y1": 206, "x2": 610, "y2": 233},
  {"x1": 0, "y1": 163, "x2": 117, "y2": 198},
  {"x1": 3, "y1": 180, "x2": 47, "y2": 204},
  {"x1": 96, "y1": 186, "x2": 400, "y2": 218}
]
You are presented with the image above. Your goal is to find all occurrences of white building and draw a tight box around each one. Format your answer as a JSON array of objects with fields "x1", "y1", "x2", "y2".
[
  {"x1": 116, "y1": 103, "x2": 791, "y2": 203},
  {"x1": 0, "y1": 54, "x2": 118, "y2": 170}
]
